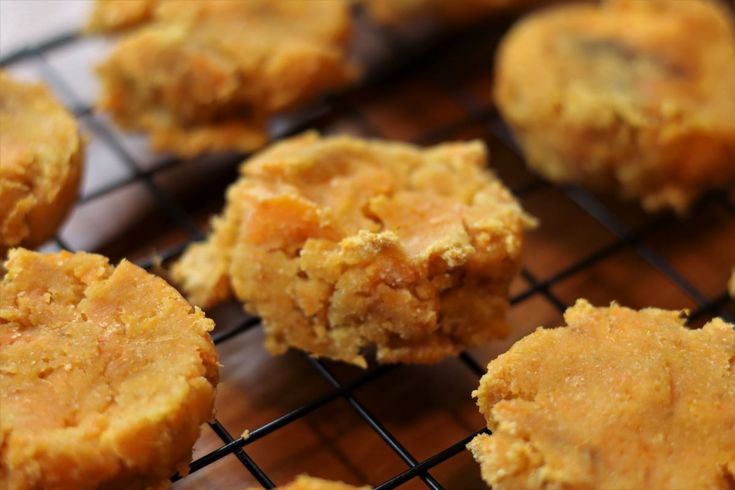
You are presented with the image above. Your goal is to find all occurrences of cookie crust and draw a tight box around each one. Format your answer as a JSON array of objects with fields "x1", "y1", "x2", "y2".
[
  {"x1": 96, "y1": 0, "x2": 355, "y2": 156},
  {"x1": 0, "y1": 249, "x2": 219, "y2": 490},
  {"x1": 494, "y1": 0, "x2": 735, "y2": 212},
  {"x1": 468, "y1": 299, "x2": 735, "y2": 489},
  {"x1": 0, "y1": 72, "x2": 83, "y2": 254},
  {"x1": 172, "y1": 132, "x2": 532, "y2": 366}
]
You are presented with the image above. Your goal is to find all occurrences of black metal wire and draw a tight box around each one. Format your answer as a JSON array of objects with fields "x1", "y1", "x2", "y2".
[
  {"x1": 2, "y1": 9, "x2": 732, "y2": 488},
  {"x1": 0, "y1": 31, "x2": 78, "y2": 66},
  {"x1": 308, "y1": 358, "x2": 444, "y2": 490},
  {"x1": 374, "y1": 429, "x2": 489, "y2": 490}
]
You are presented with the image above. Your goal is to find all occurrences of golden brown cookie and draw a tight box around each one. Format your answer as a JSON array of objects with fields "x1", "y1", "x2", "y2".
[
  {"x1": 172, "y1": 132, "x2": 533, "y2": 366},
  {"x1": 0, "y1": 249, "x2": 219, "y2": 490},
  {"x1": 96, "y1": 0, "x2": 355, "y2": 157},
  {"x1": 0, "y1": 72, "x2": 83, "y2": 254},
  {"x1": 248, "y1": 475, "x2": 369, "y2": 490},
  {"x1": 494, "y1": 0, "x2": 735, "y2": 213},
  {"x1": 467, "y1": 299, "x2": 735, "y2": 490},
  {"x1": 86, "y1": 0, "x2": 158, "y2": 33}
]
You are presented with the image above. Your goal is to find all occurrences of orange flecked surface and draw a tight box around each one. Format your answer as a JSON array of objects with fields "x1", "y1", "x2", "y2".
[
  {"x1": 172, "y1": 132, "x2": 533, "y2": 366},
  {"x1": 494, "y1": 0, "x2": 735, "y2": 213},
  {"x1": 0, "y1": 72, "x2": 83, "y2": 254},
  {"x1": 0, "y1": 249, "x2": 219, "y2": 490},
  {"x1": 468, "y1": 299, "x2": 735, "y2": 490},
  {"x1": 95, "y1": 0, "x2": 355, "y2": 157}
]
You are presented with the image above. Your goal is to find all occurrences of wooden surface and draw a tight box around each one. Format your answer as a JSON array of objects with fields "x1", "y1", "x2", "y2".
[{"x1": 2, "y1": 3, "x2": 734, "y2": 489}]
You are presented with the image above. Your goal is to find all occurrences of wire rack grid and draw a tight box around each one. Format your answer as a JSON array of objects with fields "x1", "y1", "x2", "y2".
[{"x1": 2, "y1": 3, "x2": 734, "y2": 489}]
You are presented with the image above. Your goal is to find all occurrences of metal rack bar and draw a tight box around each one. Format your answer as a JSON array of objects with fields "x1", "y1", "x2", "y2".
[
  {"x1": 308, "y1": 358, "x2": 443, "y2": 490},
  {"x1": 179, "y1": 364, "x2": 395, "y2": 480},
  {"x1": 36, "y1": 53, "x2": 206, "y2": 241},
  {"x1": 374, "y1": 429, "x2": 488, "y2": 490},
  {"x1": 0, "y1": 30, "x2": 78, "y2": 66},
  {"x1": 208, "y1": 420, "x2": 275, "y2": 489}
]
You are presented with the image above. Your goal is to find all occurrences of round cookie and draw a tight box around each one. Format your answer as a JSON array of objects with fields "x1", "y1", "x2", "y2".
[
  {"x1": 494, "y1": 0, "x2": 735, "y2": 213},
  {"x1": 468, "y1": 299, "x2": 735, "y2": 490},
  {"x1": 172, "y1": 132, "x2": 533, "y2": 366},
  {"x1": 96, "y1": 0, "x2": 355, "y2": 156},
  {"x1": 0, "y1": 72, "x2": 83, "y2": 254},
  {"x1": 0, "y1": 249, "x2": 219, "y2": 490}
]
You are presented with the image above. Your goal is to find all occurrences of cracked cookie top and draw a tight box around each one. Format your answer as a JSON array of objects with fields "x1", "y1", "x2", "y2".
[
  {"x1": 0, "y1": 249, "x2": 218, "y2": 489},
  {"x1": 172, "y1": 132, "x2": 532, "y2": 366},
  {"x1": 468, "y1": 299, "x2": 735, "y2": 490}
]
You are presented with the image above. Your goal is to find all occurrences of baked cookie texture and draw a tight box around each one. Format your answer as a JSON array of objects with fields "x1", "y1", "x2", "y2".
[
  {"x1": 0, "y1": 72, "x2": 83, "y2": 254},
  {"x1": 494, "y1": 0, "x2": 735, "y2": 213},
  {"x1": 95, "y1": 0, "x2": 355, "y2": 157},
  {"x1": 248, "y1": 475, "x2": 369, "y2": 490},
  {"x1": 172, "y1": 132, "x2": 532, "y2": 366},
  {"x1": 86, "y1": 0, "x2": 158, "y2": 32},
  {"x1": 0, "y1": 249, "x2": 219, "y2": 490},
  {"x1": 467, "y1": 299, "x2": 735, "y2": 490}
]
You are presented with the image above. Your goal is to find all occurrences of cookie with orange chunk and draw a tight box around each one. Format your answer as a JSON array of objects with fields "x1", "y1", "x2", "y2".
[
  {"x1": 96, "y1": 0, "x2": 355, "y2": 156},
  {"x1": 0, "y1": 249, "x2": 219, "y2": 489},
  {"x1": 0, "y1": 72, "x2": 83, "y2": 254},
  {"x1": 172, "y1": 132, "x2": 533, "y2": 366},
  {"x1": 494, "y1": 0, "x2": 735, "y2": 213},
  {"x1": 467, "y1": 299, "x2": 735, "y2": 489}
]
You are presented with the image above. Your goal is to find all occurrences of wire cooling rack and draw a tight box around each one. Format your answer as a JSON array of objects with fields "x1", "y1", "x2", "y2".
[{"x1": 2, "y1": 3, "x2": 734, "y2": 489}]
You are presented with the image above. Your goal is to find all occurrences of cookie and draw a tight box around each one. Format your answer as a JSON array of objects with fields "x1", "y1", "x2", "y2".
[
  {"x1": 494, "y1": 0, "x2": 735, "y2": 212},
  {"x1": 96, "y1": 0, "x2": 355, "y2": 156},
  {"x1": 0, "y1": 72, "x2": 83, "y2": 254},
  {"x1": 468, "y1": 299, "x2": 735, "y2": 489},
  {"x1": 172, "y1": 132, "x2": 533, "y2": 366},
  {"x1": 0, "y1": 249, "x2": 219, "y2": 489}
]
